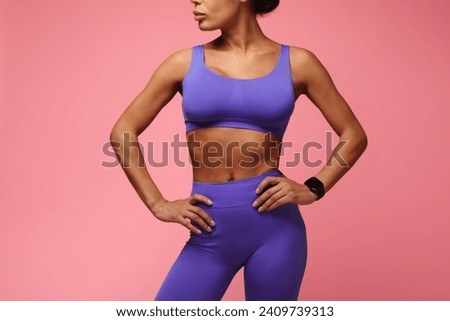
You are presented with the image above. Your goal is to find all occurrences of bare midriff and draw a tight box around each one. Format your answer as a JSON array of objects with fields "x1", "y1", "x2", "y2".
[{"x1": 187, "y1": 127, "x2": 282, "y2": 183}]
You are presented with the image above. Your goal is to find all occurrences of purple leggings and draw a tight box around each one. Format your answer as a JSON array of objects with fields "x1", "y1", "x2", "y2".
[{"x1": 154, "y1": 169, "x2": 308, "y2": 301}]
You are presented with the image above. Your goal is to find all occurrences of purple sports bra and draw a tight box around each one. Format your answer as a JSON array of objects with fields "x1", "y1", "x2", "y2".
[{"x1": 181, "y1": 44, "x2": 296, "y2": 139}]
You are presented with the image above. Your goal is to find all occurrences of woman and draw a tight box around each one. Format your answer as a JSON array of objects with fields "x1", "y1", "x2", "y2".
[{"x1": 110, "y1": 0, "x2": 368, "y2": 301}]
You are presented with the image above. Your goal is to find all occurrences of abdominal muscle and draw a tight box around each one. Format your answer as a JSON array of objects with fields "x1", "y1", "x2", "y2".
[{"x1": 187, "y1": 127, "x2": 283, "y2": 183}]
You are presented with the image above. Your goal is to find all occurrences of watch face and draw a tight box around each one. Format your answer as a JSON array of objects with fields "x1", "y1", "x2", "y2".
[
  {"x1": 304, "y1": 177, "x2": 324, "y2": 199},
  {"x1": 310, "y1": 187, "x2": 319, "y2": 194}
]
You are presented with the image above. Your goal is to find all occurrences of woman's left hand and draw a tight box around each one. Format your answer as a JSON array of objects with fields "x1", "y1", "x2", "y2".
[{"x1": 252, "y1": 176, "x2": 318, "y2": 211}]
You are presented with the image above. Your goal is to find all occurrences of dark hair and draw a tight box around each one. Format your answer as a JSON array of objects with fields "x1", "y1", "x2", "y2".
[{"x1": 252, "y1": 0, "x2": 280, "y2": 16}]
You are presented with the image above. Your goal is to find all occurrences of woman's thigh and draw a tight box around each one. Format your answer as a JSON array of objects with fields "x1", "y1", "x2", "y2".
[
  {"x1": 154, "y1": 243, "x2": 239, "y2": 301},
  {"x1": 243, "y1": 203, "x2": 308, "y2": 301}
]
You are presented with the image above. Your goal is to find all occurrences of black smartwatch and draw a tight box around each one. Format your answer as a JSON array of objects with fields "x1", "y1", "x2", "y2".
[{"x1": 304, "y1": 177, "x2": 325, "y2": 201}]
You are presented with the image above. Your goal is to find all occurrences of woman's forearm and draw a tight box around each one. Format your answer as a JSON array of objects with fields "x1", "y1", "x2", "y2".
[
  {"x1": 314, "y1": 128, "x2": 368, "y2": 193},
  {"x1": 109, "y1": 129, "x2": 165, "y2": 213}
]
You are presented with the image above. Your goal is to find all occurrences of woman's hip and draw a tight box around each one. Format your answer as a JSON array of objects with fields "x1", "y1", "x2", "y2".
[{"x1": 188, "y1": 168, "x2": 306, "y2": 245}]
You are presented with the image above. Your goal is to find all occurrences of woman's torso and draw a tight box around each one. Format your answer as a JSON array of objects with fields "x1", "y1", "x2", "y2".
[{"x1": 180, "y1": 40, "x2": 300, "y2": 182}]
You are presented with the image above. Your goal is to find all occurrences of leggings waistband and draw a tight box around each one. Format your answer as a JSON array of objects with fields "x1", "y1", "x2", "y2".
[{"x1": 191, "y1": 168, "x2": 282, "y2": 208}]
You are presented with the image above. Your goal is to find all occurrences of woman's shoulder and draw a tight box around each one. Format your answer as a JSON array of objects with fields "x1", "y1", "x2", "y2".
[
  {"x1": 163, "y1": 46, "x2": 194, "y2": 66},
  {"x1": 136, "y1": 46, "x2": 193, "y2": 88},
  {"x1": 161, "y1": 43, "x2": 207, "y2": 68},
  {"x1": 286, "y1": 44, "x2": 335, "y2": 93},
  {"x1": 287, "y1": 44, "x2": 325, "y2": 75},
  {"x1": 287, "y1": 44, "x2": 318, "y2": 63},
  {"x1": 153, "y1": 46, "x2": 199, "y2": 82}
]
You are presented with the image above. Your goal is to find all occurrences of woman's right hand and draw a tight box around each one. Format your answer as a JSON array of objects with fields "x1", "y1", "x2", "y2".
[{"x1": 150, "y1": 194, "x2": 215, "y2": 235}]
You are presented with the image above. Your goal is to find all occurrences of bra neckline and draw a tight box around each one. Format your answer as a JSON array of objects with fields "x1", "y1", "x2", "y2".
[{"x1": 199, "y1": 44, "x2": 285, "y2": 81}]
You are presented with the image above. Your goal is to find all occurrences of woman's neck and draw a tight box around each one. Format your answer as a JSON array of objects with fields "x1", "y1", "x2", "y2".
[{"x1": 216, "y1": 18, "x2": 270, "y2": 53}]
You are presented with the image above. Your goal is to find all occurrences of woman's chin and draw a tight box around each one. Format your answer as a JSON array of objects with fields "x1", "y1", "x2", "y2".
[{"x1": 197, "y1": 23, "x2": 219, "y2": 32}]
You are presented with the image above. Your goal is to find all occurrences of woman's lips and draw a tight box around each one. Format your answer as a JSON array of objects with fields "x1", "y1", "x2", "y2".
[{"x1": 193, "y1": 12, "x2": 206, "y2": 21}]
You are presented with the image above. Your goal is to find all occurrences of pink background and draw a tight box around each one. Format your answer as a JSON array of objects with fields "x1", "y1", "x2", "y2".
[{"x1": 1, "y1": 0, "x2": 449, "y2": 300}]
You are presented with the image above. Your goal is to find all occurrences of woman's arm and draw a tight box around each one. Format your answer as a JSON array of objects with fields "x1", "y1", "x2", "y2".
[
  {"x1": 109, "y1": 48, "x2": 215, "y2": 234},
  {"x1": 110, "y1": 50, "x2": 185, "y2": 207},
  {"x1": 292, "y1": 47, "x2": 368, "y2": 193},
  {"x1": 253, "y1": 47, "x2": 368, "y2": 211}
]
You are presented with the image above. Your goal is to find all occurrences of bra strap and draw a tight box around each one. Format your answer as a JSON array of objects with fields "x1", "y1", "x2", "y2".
[
  {"x1": 189, "y1": 45, "x2": 203, "y2": 70},
  {"x1": 274, "y1": 44, "x2": 291, "y2": 76}
]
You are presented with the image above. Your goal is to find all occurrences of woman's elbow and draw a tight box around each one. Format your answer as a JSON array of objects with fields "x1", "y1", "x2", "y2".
[
  {"x1": 109, "y1": 126, "x2": 123, "y2": 141},
  {"x1": 357, "y1": 129, "x2": 368, "y2": 152},
  {"x1": 109, "y1": 125, "x2": 137, "y2": 142},
  {"x1": 345, "y1": 126, "x2": 368, "y2": 152}
]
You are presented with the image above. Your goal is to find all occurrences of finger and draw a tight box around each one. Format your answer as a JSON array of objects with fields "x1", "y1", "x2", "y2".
[
  {"x1": 265, "y1": 194, "x2": 290, "y2": 211},
  {"x1": 257, "y1": 190, "x2": 286, "y2": 212},
  {"x1": 189, "y1": 205, "x2": 216, "y2": 227},
  {"x1": 186, "y1": 208, "x2": 214, "y2": 232},
  {"x1": 189, "y1": 194, "x2": 213, "y2": 206},
  {"x1": 255, "y1": 176, "x2": 283, "y2": 194},
  {"x1": 178, "y1": 217, "x2": 202, "y2": 235},
  {"x1": 253, "y1": 183, "x2": 282, "y2": 208}
]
